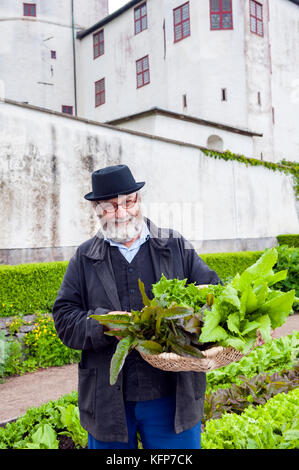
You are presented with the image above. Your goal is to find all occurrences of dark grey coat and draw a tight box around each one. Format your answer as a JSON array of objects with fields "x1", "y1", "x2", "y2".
[{"x1": 52, "y1": 218, "x2": 222, "y2": 443}]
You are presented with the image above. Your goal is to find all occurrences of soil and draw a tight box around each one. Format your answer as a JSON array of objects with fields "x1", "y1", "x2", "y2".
[{"x1": 0, "y1": 314, "x2": 298, "y2": 427}]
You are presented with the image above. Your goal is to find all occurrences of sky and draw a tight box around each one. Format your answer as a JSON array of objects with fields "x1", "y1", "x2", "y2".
[{"x1": 109, "y1": 0, "x2": 129, "y2": 14}]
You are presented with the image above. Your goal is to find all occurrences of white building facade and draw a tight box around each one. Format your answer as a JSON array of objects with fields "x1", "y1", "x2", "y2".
[
  {"x1": 76, "y1": 0, "x2": 299, "y2": 163},
  {"x1": 0, "y1": 0, "x2": 108, "y2": 114}
]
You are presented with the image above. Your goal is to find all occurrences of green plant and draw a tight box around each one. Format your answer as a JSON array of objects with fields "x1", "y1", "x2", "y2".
[
  {"x1": 23, "y1": 313, "x2": 81, "y2": 368},
  {"x1": 277, "y1": 234, "x2": 299, "y2": 248},
  {"x1": 203, "y1": 363, "x2": 299, "y2": 424},
  {"x1": 206, "y1": 331, "x2": 299, "y2": 391},
  {"x1": 274, "y1": 245, "x2": 299, "y2": 309},
  {"x1": 58, "y1": 404, "x2": 88, "y2": 448},
  {"x1": 201, "y1": 388, "x2": 299, "y2": 449}
]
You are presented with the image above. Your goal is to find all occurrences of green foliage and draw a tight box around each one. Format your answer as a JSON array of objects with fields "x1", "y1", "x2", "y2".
[
  {"x1": 204, "y1": 363, "x2": 299, "y2": 424},
  {"x1": 201, "y1": 149, "x2": 299, "y2": 200},
  {"x1": 201, "y1": 388, "x2": 299, "y2": 449},
  {"x1": 0, "y1": 261, "x2": 67, "y2": 318},
  {"x1": 91, "y1": 281, "x2": 200, "y2": 385},
  {"x1": 198, "y1": 248, "x2": 296, "y2": 353},
  {"x1": 0, "y1": 313, "x2": 80, "y2": 379},
  {"x1": 58, "y1": 404, "x2": 88, "y2": 449},
  {"x1": 206, "y1": 331, "x2": 299, "y2": 391},
  {"x1": 274, "y1": 245, "x2": 299, "y2": 308},
  {"x1": 0, "y1": 391, "x2": 81, "y2": 449},
  {"x1": 200, "y1": 251, "x2": 263, "y2": 283},
  {"x1": 277, "y1": 234, "x2": 299, "y2": 248}
]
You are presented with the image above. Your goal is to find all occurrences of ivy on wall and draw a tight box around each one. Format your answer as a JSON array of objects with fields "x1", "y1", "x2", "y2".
[{"x1": 201, "y1": 149, "x2": 299, "y2": 200}]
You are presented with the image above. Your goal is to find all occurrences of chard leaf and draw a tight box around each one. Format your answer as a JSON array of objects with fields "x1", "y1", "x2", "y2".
[
  {"x1": 169, "y1": 341, "x2": 204, "y2": 358},
  {"x1": 110, "y1": 336, "x2": 136, "y2": 385},
  {"x1": 159, "y1": 305, "x2": 194, "y2": 320},
  {"x1": 90, "y1": 313, "x2": 131, "y2": 324},
  {"x1": 136, "y1": 340, "x2": 163, "y2": 355},
  {"x1": 138, "y1": 279, "x2": 151, "y2": 306},
  {"x1": 227, "y1": 312, "x2": 241, "y2": 334},
  {"x1": 96, "y1": 321, "x2": 130, "y2": 331},
  {"x1": 104, "y1": 329, "x2": 131, "y2": 337},
  {"x1": 256, "y1": 314, "x2": 272, "y2": 343},
  {"x1": 259, "y1": 290, "x2": 295, "y2": 329}
]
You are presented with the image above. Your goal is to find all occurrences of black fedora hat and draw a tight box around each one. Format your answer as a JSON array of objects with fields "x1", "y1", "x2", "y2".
[{"x1": 84, "y1": 164, "x2": 145, "y2": 201}]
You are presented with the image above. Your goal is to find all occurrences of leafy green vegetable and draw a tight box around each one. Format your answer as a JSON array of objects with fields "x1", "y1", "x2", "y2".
[
  {"x1": 25, "y1": 423, "x2": 59, "y2": 449},
  {"x1": 58, "y1": 404, "x2": 87, "y2": 448},
  {"x1": 202, "y1": 388, "x2": 299, "y2": 449}
]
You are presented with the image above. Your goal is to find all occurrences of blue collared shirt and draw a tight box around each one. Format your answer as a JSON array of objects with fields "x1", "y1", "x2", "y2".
[{"x1": 104, "y1": 221, "x2": 150, "y2": 263}]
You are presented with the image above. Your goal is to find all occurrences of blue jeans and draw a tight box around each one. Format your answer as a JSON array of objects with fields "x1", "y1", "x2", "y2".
[{"x1": 88, "y1": 395, "x2": 201, "y2": 449}]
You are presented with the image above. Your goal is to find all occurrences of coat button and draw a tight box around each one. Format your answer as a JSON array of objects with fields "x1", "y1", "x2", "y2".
[{"x1": 129, "y1": 288, "x2": 135, "y2": 294}]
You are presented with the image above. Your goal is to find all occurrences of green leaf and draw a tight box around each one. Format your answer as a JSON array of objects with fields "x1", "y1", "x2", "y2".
[
  {"x1": 199, "y1": 303, "x2": 221, "y2": 342},
  {"x1": 136, "y1": 340, "x2": 163, "y2": 355},
  {"x1": 219, "y1": 285, "x2": 241, "y2": 310},
  {"x1": 240, "y1": 319, "x2": 261, "y2": 336},
  {"x1": 110, "y1": 336, "x2": 136, "y2": 385},
  {"x1": 245, "y1": 248, "x2": 278, "y2": 279},
  {"x1": 90, "y1": 313, "x2": 131, "y2": 324},
  {"x1": 169, "y1": 341, "x2": 204, "y2": 358},
  {"x1": 256, "y1": 314, "x2": 272, "y2": 343},
  {"x1": 227, "y1": 312, "x2": 241, "y2": 334},
  {"x1": 263, "y1": 269, "x2": 288, "y2": 287},
  {"x1": 200, "y1": 325, "x2": 228, "y2": 343},
  {"x1": 259, "y1": 290, "x2": 295, "y2": 329},
  {"x1": 138, "y1": 279, "x2": 151, "y2": 307},
  {"x1": 25, "y1": 424, "x2": 59, "y2": 449}
]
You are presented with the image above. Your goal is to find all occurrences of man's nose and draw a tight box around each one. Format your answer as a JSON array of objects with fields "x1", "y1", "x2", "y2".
[{"x1": 115, "y1": 204, "x2": 127, "y2": 217}]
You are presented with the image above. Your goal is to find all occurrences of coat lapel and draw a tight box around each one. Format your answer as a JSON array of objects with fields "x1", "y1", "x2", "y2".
[{"x1": 92, "y1": 257, "x2": 122, "y2": 312}]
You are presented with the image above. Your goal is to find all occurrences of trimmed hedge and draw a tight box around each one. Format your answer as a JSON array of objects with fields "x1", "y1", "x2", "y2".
[
  {"x1": 0, "y1": 261, "x2": 68, "y2": 318},
  {"x1": 277, "y1": 234, "x2": 299, "y2": 248},
  {"x1": 0, "y1": 251, "x2": 264, "y2": 318}
]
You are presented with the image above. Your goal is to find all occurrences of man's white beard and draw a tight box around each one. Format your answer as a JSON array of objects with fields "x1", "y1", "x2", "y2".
[{"x1": 99, "y1": 211, "x2": 143, "y2": 243}]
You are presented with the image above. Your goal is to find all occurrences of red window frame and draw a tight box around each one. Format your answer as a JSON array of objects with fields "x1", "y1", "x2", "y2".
[
  {"x1": 51, "y1": 50, "x2": 56, "y2": 59},
  {"x1": 93, "y1": 30, "x2": 104, "y2": 59},
  {"x1": 210, "y1": 0, "x2": 233, "y2": 30},
  {"x1": 136, "y1": 55, "x2": 150, "y2": 88},
  {"x1": 95, "y1": 78, "x2": 105, "y2": 107},
  {"x1": 62, "y1": 106, "x2": 73, "y2": 115},
  {"x1": 23, "y1": 3, "x2": 36, "y2": 17},
  {"x1": 250, "y1": 0, "x2": 264, "y2": 37},
  {"x1": 134, "y1": 2, "x2": 147, "y2": 35},
  {"x1": 173, "y1": 2, "x2": 191, "y2": 43}
]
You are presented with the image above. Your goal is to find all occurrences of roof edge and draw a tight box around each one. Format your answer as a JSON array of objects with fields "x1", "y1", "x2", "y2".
[
  {"x1": 76, "y1": 0, "x2": 141, "y2": 39},
  {"x1": 107, "y1": 107, "x2": 263, "y2": 137}
]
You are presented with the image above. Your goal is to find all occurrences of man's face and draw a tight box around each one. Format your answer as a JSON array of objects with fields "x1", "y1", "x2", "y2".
[{"x1": 93, "y1": 192, "x2": 143, "y2": 242}]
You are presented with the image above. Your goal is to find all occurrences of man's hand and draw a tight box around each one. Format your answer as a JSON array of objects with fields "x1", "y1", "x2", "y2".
[{"x1": 104, "y1": 310, "x2": 131, "y2": 341}]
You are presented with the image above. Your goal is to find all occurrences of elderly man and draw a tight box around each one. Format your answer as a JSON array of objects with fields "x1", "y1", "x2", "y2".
[{"x1": 52, "y1": 164, "x2": 222, "y2": 449}]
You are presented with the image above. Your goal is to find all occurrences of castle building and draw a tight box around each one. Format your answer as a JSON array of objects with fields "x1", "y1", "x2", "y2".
[{"x1": 1, "y1": 0, "x2": 299, "y2": 162}]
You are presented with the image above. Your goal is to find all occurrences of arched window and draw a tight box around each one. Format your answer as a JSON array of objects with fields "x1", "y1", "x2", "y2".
[{"x1": 207, "y1": 135, "x2": 224, "y2": 151}]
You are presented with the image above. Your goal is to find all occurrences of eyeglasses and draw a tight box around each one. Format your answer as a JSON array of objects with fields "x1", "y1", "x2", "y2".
[{"x1": 96, "y1": 194, "x2": 138, "y2": 213}]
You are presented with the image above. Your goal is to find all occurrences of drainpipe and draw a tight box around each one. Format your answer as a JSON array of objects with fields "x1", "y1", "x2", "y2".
[{"x1": 71, "y1": 0, "x2": 78, "y2": 116}]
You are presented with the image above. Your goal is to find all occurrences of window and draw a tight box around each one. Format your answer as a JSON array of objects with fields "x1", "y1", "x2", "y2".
[
  {"x1": 136, "y1": 55, "x2": 150, "y2": 88},
  {"x1": 221, "y1": 88, "x2": 227, "y2": 101},
  {"x1": 93, "y1": 30, "x2": 104, "y2": 59},
  {"x1": 173, "y1": 2, "x2": 190, "y2": 43},
  {"x1": 23, "y1": 3, "x2": 36, "y2": 17},
  {"x1": 95, "y1": 78, "x2": 105, "y2": 107},
  {"x1": 210, "y1": 0, "x2": 233, "y2": 30},
  {"x1": 134, "y1": 2, "x2": 147, "y2": 34},
  {"x1": 250, "y1": 0, "x2": 263, "y2": 37},
  {"x1": 51, "y1": 50, "x2": 56, "y2": 59},
  {"x1": 62, "y1": 106, "x2": 73, "y2": 115}
]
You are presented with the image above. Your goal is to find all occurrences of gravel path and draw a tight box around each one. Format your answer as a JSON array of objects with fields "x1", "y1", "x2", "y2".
[{"x1": 0, "y1": 314, "x2": 298, "y2": 425}]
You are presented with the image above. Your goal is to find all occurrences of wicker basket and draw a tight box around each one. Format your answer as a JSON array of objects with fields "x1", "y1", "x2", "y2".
[{"x1": 138, "y1": 346, "x2": 245, "y2": 372}]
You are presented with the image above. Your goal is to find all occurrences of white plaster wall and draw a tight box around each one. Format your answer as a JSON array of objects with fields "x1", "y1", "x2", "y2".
[
  {"x1": 269, "y1": 0, "x2": 299, "y2": 163},
  {"x1": 0, "y1": 101, "x2": 298, "y2": 255},
  {"x1": 114, "y1": 114, "x2": 256, "y2": 157},
  {"x1": 0, "y1": 0, "x2": 108, "y2": 111}
]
